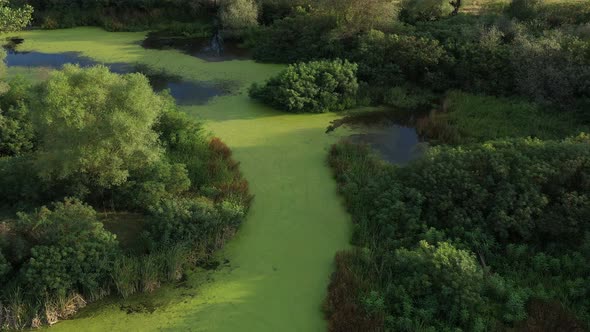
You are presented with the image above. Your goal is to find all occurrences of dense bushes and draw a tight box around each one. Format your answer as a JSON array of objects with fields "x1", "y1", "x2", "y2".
[
  {"x1": 351, "y1": 30, "x2": 448, "y2": 89},
  {"x1": 6, "y1": 199, "x2": 118, "y2": 298},
  {"x1": 399, "y1": 0, "x2": 453, "y2": 23},
  {"x1": 249, "y1": 12, "x2": 340, "y2": 63},
  {"x1": 0, "y1": 82, "x2": 34, "y2": 157},
  {"x1": 219, "y1": 0, "x2": 258, "y2": 38},
  {"x1": 14, "y1": 0, "x2": 216, "y2": 31},
  {"x1": 326, "y1": 137, "x2": 590, "y2": 330},
  {"x1": 247, "y1": 3, "x2": 590, "y2": 110},
  {"x1": 0, "y1": 66, "x2": 251, "y2": 329},
  {"x1": 249, "y1": 59, "x2": 358, "y2": 113}
]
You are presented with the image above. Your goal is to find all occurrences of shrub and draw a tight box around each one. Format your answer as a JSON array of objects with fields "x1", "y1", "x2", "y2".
[
  {"x1": 11, "y1": 198, "x2": 118, "y2": 298},
  {"x1": 248, "y1": 12, "x2": 340, "y2": 63},
  {"x1": 154, "y1": 107, "x2": 209, "y2": 190},
  {"x1": 383, "y1": 241, "x2": 488, "y2": 331},
  {"x1": 147, "y1": 196, "x2": 245, "y2": 250},
  {"x1": 349, "y1": 30, "x2": 449, "y2": 89},
  {"x1": 510, "y1": 30, "x2": 590, "y2": 107},
  {"x1": 506, "y1": 0, "x2": 543, "y2": 21},
  {"x1": 219, "y1": 0, "x2": 259, "y2": 38},
  {"x1": 399, "y1": 0, "x2": 453, "y2": 23},
  {"x1": 249, "y1": 59, "x2": 359, "y2": 113}
]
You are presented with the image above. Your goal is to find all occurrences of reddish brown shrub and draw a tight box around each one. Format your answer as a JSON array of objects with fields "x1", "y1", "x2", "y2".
[
  {"x1": 209, "y1": 137, "x2": 232, "y2": 160},
  {"x1": 324, "y1": 251, "x2": 384, "y2": 332}
]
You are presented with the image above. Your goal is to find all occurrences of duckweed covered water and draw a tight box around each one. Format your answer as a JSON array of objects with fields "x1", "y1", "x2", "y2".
[{"x1": 4, "y1": 28, "x2": 352, "y2": 332}]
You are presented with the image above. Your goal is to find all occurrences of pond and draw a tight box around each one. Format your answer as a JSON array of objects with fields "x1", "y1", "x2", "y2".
[
  {"x1": 350, "y1": 125, "x2": 425, "y2": 164},
  {"x1": 328, "y1": 108, "x2": 428, "y2": 164},
  {"x1": 141, "y1": 32, "x2": 251, "y2": 62},
  {"x1": 3, "y1": 38, "x2": 228, "y2": 105}
]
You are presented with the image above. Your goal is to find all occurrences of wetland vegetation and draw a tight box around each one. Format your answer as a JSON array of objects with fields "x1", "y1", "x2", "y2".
[{"x1": 0, "y1": 0, "x2": 589, "y2": 331}]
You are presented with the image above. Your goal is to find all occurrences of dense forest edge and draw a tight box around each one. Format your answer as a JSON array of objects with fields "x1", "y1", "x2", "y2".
[{"x1": 0, "y1": 0, "x2": 590, "y2": 330}]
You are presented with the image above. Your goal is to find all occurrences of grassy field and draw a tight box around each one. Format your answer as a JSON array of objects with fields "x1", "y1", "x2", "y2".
[{"x1": 4, "y1": 27, "x2": 354, "y2": 332}]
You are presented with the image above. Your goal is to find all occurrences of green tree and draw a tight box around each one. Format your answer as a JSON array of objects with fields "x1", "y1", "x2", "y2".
[
  {"x1": 32, "y1": 65, "x2": 168, "y2": 189},
  {"x1": 399, "y1": 0, "x2": 453, "y2": 23},
  {"x1": 219, "y1": 0, "x2": 259, "y2": 37},
  {"x1": 318, "y1": 0, "x2": 396, "y2": 36},
  {"x1": 0, "y1": 0, "x2": 33, "y2": 32}
]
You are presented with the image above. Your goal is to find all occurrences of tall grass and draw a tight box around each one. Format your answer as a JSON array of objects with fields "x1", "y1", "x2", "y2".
[{"x1": 112, "y1": 255, "x2": 140, "y2": 298}]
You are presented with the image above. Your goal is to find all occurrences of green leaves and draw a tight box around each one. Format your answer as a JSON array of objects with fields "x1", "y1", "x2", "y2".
[
  {"x1": 329, "y1": 137, "x2": 590, "y2": 329},
  {"x1": 0, "y1": 0, "x2": 33, "y2": 33},
  {"x1": 249, "y1": 59, "x2": 359, "y2": 113},
  {"x1": 15, "y1": 199, "x2": 118, "y2": 297},
  {"x1": 32, "y1": 65, "x2": 168, "y2": 189}
]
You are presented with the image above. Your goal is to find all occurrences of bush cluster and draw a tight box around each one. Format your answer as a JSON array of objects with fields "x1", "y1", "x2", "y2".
[{"x1": 249, "y1": 59, "x2": 358, "y2": 113}]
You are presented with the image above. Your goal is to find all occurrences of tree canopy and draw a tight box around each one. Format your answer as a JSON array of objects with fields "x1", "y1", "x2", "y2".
[{"x1": 32, "y1": 65, "x2": 170, "y2": 189}]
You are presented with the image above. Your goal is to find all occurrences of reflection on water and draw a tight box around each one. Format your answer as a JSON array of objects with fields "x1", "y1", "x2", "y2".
[
  {"x1": 350, "y1": 125, "x2": 425, "y2": 164},
  {"x1": 3, "y1": 38, "x2": 228, "y2": 105},
  {"x1": 141, "y1": 33, "x2": 251, "y2": 62},
  {"x1": 330, "y1": 108, "x2": 428, "y2": 164}
]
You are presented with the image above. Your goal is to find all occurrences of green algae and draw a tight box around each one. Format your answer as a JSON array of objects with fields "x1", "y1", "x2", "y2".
[{"x1": 4, "y1": 28, "x2": 353, "y2": 331}]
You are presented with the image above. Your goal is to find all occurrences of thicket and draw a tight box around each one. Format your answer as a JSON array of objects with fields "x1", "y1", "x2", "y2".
[
  {"x1": 0, "y1": 66, "x2": 251, "y2": 329},
  {"x1": 249, "y1": 59, "x2": 358, "y2": 113},
  {"x1": 10, "y1": 0, "x2": 217, "y2": 31},
  {"x1": 326, "y1": 137, "x2": 590, "y2": 331},
  {"x1": 246, "y1": 0, "x2": 590, "y2": 111}
]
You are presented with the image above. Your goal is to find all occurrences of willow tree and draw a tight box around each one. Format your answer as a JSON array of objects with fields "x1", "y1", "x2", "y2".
[{"x1": 32, "y1": 65, "x2": 171, "y2": 189}]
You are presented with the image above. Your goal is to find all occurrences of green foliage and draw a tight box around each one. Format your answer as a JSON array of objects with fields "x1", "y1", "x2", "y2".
[
  {"x1": 22, "y1": 0, "x2": 214, "y2": 31},
  {"x1": 249, "y1": 59, "x2": 358, "y2": 113},
  {"x1": 0, "y1": 252, "x2": 10, "y2": 284},
  {"x1": 327, "y1": 136, "x2": 590, "y2": 329},
  {"x1": 510, "y1": 30, "x2": 590, "y2": 107},
  {"x1": 0, "y1": 0, "x2": 33, "y2": 32},
  {"x1": 351, "y1": 30, "x2": 449, "y2": 88},
  {"x1": 317, "y1": 0, "x2": 397, "y2": 36},
  {"x1": 506, "y1": 0, "x2": 542, "y2": 21},
  {"x1": 155, "y1": 107, "x2": 209, "y2": 190},
  {"x1": 10, "y1": 199, "x2": 118, "y2": 298},
  {"x1": 147, "y1": 196, "x2": 245, "y2": 248},
  {"x1": 399, "y1": 0, "x2": 454, "y2": 23},
  {"x1": 382, "y1": 85, "x2": 438, "y2": 110},
  {"x1": 220, "y1": 0, "x2": 259, "y2": 38},
  {"x1": 32, "y1": 65, "x2": 167, "y2": 189},
  {"x1": 384, "y1": 241, "x2": 488, "y2": 331},
  {"x1": 0, "y1": 76, "x2": 35, "y2": 157},
  {"x1": 248, "y1": 12, "x2": 340, "y2": 63},
  {"x1": 419, "y1": 91, "x2": 590, "y2": 144}
]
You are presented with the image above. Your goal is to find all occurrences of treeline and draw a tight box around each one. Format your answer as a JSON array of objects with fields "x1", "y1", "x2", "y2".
[
  {"x1": 246, "y1": 0, "x2": 590, "y2": 114},
  {"x1": 12, "y1": 0, "x2": 219, "y2": 31},
  {"x1": 0, "y1": 63, "x2": 251, "y2": 329}
]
